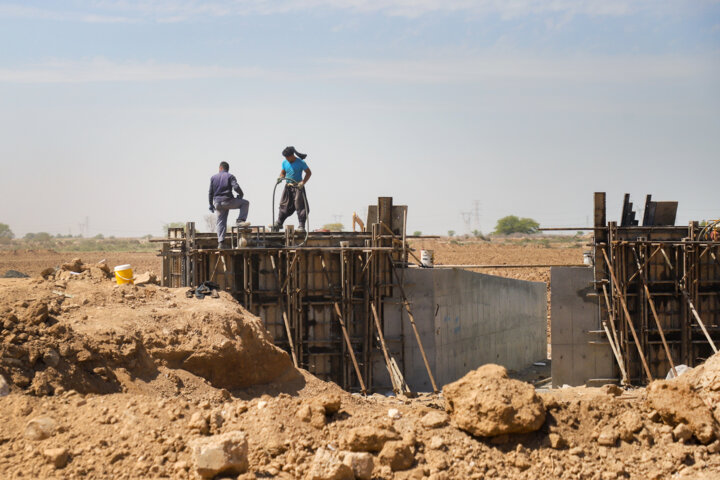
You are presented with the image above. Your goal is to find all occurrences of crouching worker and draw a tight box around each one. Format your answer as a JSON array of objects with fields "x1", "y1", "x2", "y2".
[
  {"x1": 209, "y1": 161, "x2": 250, "y2": 249},
  {"x1": 272, "y1": 146, "x2": 312, "y2": 232}
]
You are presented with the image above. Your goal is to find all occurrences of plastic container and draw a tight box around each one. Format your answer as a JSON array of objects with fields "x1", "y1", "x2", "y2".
[
  {"x1": 421, "y1": 250, "x2": 434, "y2": 268},
  {"x1": 114, "y1": 264, "x2": 134, "y2": 285}
]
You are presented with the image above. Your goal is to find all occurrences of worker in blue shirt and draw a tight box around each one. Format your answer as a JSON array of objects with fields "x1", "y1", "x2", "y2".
[
  {"x1": 209, "y1": 161, "x2": 250, "y2": 248},
  {"x1": 272, "y1": 146, "x2": 312, "y2": 232}
]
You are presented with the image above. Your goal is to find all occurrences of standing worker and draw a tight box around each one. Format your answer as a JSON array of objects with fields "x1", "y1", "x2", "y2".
[
  {"x1": 209, "y1": 161, "x2": 250, "y2": 249},
  {"x1": 272, "y1": 146, "x2": 312, "y2": 232}
]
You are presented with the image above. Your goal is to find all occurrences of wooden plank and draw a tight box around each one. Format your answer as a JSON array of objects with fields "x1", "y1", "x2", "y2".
[
  {"x1": 388, "y1": 253, "x2": 439, "y2": 393},
  {"x1": 659, "y1": 248, "x2": 718, "y2": 354},
  {"x1": 270, "y1": 255, "x2": 298, "y2": 367},
  {"x1": 371, "y1": 303, "x2": 403, "y2": 394},
  {"x1": 601, "y1": 248, "x2": 653, "y2": 382},
  {"x1": 601, "y1": 284, "x2": 627, "y2": 383},
  {"x1": 320, "y1": 257, "x2": 367, "y2": 394},
  {"x1": 632, "y1": 247, "x2": 677, "y2": 377},
  {"x1": 378, "y1": 197, "x2": 393, "y2": 232}
]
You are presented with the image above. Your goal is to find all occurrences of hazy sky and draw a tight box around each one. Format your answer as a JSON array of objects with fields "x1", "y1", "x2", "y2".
[{"x1": 0, "y1": 1, "x2": 719, "y2": 237}]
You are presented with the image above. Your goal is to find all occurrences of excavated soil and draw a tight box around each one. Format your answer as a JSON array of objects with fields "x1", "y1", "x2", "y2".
[
  {"x1": 1, "y1": 257, "x2": 719, "y2": 479},
  {"x1": 0, "y1": 250, "x2": 159, "y2": 278}
]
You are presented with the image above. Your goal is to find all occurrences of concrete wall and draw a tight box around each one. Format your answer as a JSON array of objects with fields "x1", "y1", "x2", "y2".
[
  {"x1": 377, "y1": 268, "x2": 547, "y2": 392},
  {"x1": 550, "y1": 267, "x2": 614, "y2": 387}
]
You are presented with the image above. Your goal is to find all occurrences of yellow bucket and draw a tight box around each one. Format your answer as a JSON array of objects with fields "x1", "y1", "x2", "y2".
[{"x1": 114, "y1": 264, "x2": 134, "y2": 285}]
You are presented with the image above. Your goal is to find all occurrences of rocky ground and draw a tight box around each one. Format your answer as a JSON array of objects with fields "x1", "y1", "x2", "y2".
[{"x1": 1, "y1": 258, "x2": 720, "y2": 479}]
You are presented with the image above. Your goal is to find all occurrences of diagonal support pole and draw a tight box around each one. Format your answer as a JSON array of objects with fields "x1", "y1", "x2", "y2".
[
  {"x1": 319, "y1": 256, "x2": 367, "y2": 394},
  {"x1": 602, "y1": 248, "x2": 653, "y2": 382},
  {"x1": 659, "y1": 248, "x2": 718, "y2": 353},
  {"x1": 601, "y1": 283, "x2": 628, "y2": 384},
  {"x1": 270, "y1": 254, "x2": 298, "y2": 367},
  {"x1": 371, "y1": 303, "x2": 408, "y2": 394},
  {"x1": 632, "y1": 247, "x2": 677, "y2": 377},
  {"x1": 387, "y1": 253, "x2": 439, "y2": 393}
]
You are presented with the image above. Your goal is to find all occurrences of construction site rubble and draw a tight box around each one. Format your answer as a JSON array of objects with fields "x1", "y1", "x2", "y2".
[
  {"x1": 443, "y1": 364, "x2": 546, "y2": 437},
  {"x1": 1, "y1": 261, "x2": 720, "y2": 478}
]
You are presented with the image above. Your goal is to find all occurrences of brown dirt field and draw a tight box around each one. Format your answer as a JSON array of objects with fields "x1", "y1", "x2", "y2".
[
  {"x1": 408, "y1": 239, "x2": 585, "y2": 284},
  {"x1": 1, "y1": 243, "x2": 582, "y2": 360},
  {"x1": 410, "y1": 239, "x2": 586, "y2": 356},
  {"x1": 0, "y1": 250, "x2": 161, "y2": 278},
  {"x1": 1, "y1": 265, "x2": 719, "y2": 479}
]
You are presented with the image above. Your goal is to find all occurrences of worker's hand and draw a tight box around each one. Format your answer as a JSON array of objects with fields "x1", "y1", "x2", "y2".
[
  {"x1": 297, "y1": 182, "x2": 304, "y2": 189},
  {"x1": 209, "y1": 205, "x2": 215, "y2": 213},
  {"x1": 276, "y1": 177, "x2": 283, "y2": 185}
]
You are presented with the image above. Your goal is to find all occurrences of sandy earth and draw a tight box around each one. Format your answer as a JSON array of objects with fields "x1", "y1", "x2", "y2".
[
  {"x1": 1, "y1": 240, "x2": 584, "y2": 283},
  {"x1": 0, "y1": 250, "x2": 159, "y2": 279},
  {"x1": 409, "y1": 239, "x2": 586, "y2": 353},
  {"x1": 1, "y1": 258, "x2": 719, "y2": 479}
]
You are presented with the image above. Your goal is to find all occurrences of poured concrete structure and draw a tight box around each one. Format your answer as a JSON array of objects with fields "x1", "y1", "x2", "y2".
[
  {"x1": 158, "y1": 198, "x2": 549, "y2": 393},
  {"x1": 376, "y1": 268, "x2": 547, "y2": 392},
  {"x1": 550, "y1": 266, "x2": 613, "y2": 387}
]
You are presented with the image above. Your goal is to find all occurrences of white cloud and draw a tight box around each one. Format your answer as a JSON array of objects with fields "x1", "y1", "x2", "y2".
[
  {"x1": 314, "y1": 54, "x2": 719, "y2": 84},
  {"x1": 1, "y1": 53, "x2": 715, "y2": 85},
  {"x1": 0, "y1": 0, "x2": 707, "y2": 23},
  {"x1": 0, "y1": 58, "x2": 265, "y2": 83},
  {"x1": 0, "y1": 4, "x2": 136, "y2": 23}
]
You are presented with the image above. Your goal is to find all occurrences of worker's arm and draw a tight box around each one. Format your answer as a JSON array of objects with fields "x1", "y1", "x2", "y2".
[
  {"x1": 300, "y1": 168, "x2": 311, "y2": 185},
  {"x1": 208, "y1": 180, "x2": 215, "y2": 212},
  {"x1": 276, "y1": 170, "x2": 286, "y2": 184},
  {"x1": 230, "y1": 174, "x2": 244, "y2": 199}
]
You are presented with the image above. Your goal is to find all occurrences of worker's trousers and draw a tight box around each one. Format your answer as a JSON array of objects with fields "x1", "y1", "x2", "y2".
[
  {"x1": 277, "y1": 185, "x2": 308, "y2": 227},
  {"x1": 214, "y1": 197, "x2": 249, "y2": 243}
]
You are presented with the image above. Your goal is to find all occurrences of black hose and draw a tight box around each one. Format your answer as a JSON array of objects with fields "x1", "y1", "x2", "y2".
[{"x1": 272, "y1": 178, "x2": 310, "y2": 247}]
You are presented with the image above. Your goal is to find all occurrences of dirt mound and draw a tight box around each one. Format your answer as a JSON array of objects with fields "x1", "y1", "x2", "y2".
[
  {"x1": 0, "y1": 260, "x2": 292, "y2": 396},
  {"x1": 643, "y1": 352, "x2": 720, "y2": 445},
  {"x1": 443, "y1": 364, "x2": 546, "y2": 437},
  {"x1": 2, "y1": 256, "x2": 720, "y2": 479},
  {"x1": 646, "y1": 380, "x2": 718, "y2": 444},
  {"x1": 0, "y1": 250, "x2": 160, "y2": 279},
  {"x1": 681, "y1": 351, "x2": 720, "y2": 425}
]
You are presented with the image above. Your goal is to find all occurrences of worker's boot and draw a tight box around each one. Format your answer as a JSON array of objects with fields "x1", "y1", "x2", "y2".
[
  {"x1": 236, "y1": 220, "x2": 251, "y2": 228},
  {"x1": 297, "y1": 225, "x2": 305, "y2": 233}
]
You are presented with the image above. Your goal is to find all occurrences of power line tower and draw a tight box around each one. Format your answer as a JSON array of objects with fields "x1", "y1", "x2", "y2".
[
  {"x1": 78, "y1": 216, "x2": 89, "y2": 237},
  {"x1": 460, "y1": 212, "x2": 472, "y2": 234},
  {"x1": 473, "y1": 200, "x2": 482, "y2": 230}
]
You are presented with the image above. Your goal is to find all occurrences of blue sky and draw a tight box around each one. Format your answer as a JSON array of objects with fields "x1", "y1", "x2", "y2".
[{"x1": 0, "y1": 1, "x2": 719, "y2": 236}]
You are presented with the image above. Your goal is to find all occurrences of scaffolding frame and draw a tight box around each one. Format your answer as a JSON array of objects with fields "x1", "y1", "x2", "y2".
[
  {"x1": 157, "y1": 198, "x2": 426, "y2": 392},
  {"x1": 593, "y1": 193, "x2": 720, "y2": 384}
]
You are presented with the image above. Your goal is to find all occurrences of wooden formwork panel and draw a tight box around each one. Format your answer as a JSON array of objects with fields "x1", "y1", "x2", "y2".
[
  {"x1": 597, "y1": 227, "x2": 720, "y2": 383},
  {"x1": 158, "y1": 222, "x2": 407, "y2": 392}
]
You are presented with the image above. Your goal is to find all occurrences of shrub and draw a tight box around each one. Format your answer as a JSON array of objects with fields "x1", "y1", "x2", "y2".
[{"x1": 493, "y1": 215, "x2": 539, "y2": 235}]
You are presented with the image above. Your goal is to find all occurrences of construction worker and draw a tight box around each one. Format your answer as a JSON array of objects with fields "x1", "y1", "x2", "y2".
[
  {"x1": 209, "y1": 161, "x2": 250, "y2": 249},
  {"x1": 272, "y1": 146, "x2": 312, "y2": 232}
]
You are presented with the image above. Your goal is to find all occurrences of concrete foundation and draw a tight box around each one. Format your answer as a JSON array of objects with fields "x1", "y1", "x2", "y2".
[
  {"x1": 376, "y1": 268, "x2": 547, "y2": 392},
  {"x1": 550, "y1": 266, "x2": 613, "y2": 387}
]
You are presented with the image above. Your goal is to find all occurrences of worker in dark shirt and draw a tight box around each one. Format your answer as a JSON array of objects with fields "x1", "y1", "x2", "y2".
[{"x1": 209, "y1": 161, "x2": 250, "y2": 248}]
